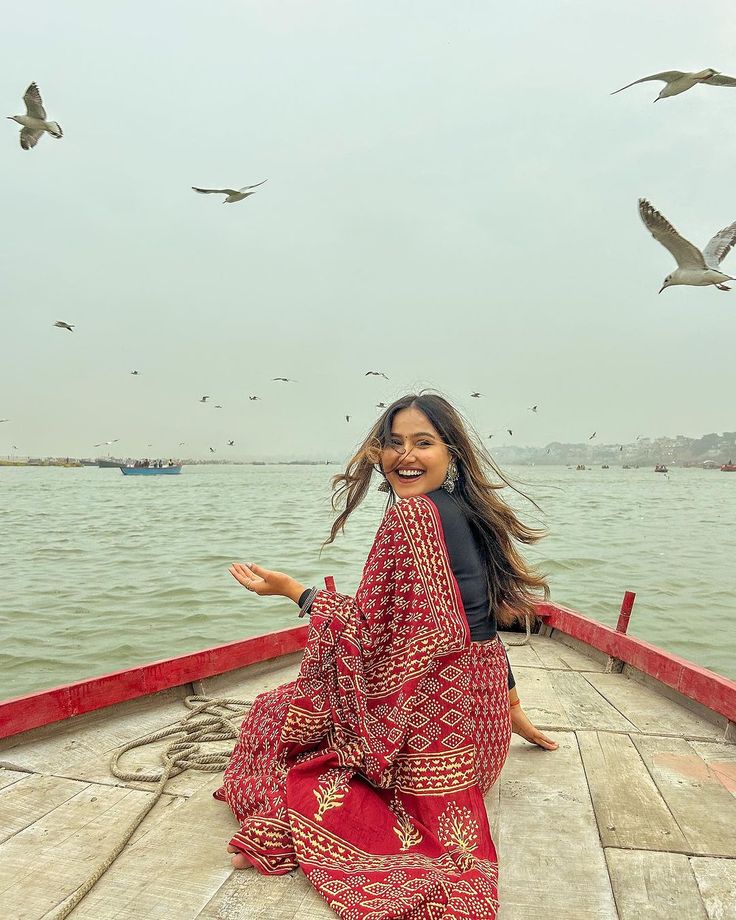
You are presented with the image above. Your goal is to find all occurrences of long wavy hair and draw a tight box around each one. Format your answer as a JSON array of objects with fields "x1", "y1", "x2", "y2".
[{"x1": 326, "y1": 392, "x2": 549, "y2": 627}]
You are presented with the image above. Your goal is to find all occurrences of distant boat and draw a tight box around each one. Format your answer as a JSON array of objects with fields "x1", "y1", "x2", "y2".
[
  {"x1": 97, "y1": 458, "x2": 126, "y2": 468},
  {"x1": 654, "y1": 464, "x2": 668, "y2": 473},
  {"x1": 120, "y1": 465, "x2": 182, "y2": 476},
  {"x1": 721, "y1": 462, "x2": 736, "y2": 472},
  {"x1": 601, "y1": 464, "x2": 609, "y2": 469},
  {"x1": 576, "y1": 464, "x2": 586, "y2": 471}
]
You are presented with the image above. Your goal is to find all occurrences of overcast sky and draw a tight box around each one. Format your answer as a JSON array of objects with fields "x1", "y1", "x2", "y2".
[{"x1": 2, "y1": 0, "x2": 735, "y2": 459}]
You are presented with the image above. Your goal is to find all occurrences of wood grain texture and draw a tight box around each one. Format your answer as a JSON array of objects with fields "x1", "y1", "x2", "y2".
[
  {"x1": 605, "y1": 849, "x2": 707, "y2": 919},
  {"x1": 631, "y1": 735, "x2": 736, "y2": 857},
  {"x1": 496, "y1": 734, "x2": 617, "y2": 919},
  {"x1": 550, "y1": 671, "x2": 638, "y2": 732},
  {"x1": 577, "y1": 731, "x2": 689, "y2": 852}
]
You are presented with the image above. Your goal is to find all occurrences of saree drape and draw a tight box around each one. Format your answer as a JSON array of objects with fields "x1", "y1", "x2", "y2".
[{"x1": 215, "y1": 495, "x2": 511, "y2": 919}]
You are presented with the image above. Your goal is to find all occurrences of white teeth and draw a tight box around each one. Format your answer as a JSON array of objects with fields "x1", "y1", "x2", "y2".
[{"x1": 398, "y1": 469, "x2": 423, "y2": 477}]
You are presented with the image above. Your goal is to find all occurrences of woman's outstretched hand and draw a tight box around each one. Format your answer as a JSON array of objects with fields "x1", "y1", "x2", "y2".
[
  {"x1": 229, "y1": 562, "x2": 305, "y2": 603},
  {"x1": 510, "y1": 705, "x2": 558, "y2": 751}
]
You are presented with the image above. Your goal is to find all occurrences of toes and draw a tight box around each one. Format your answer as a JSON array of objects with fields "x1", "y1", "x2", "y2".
[{"x1": 231, "y1": 853, "x2": 254, "y2": 870}]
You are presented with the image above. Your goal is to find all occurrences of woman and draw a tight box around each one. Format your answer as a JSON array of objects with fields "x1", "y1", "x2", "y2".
[{"x1": 215, "y1": 393, "x2": 556, "y2": 919}]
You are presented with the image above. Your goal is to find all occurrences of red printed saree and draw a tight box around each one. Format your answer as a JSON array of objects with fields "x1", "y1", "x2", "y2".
[{"x1": 215, "y1": 494, "x2": 511, "y2": 918}]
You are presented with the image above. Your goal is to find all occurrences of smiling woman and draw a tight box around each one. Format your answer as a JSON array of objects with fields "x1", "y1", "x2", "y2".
[{"x1": 218, "y1": 392, "x2": 555, "y2": 919}]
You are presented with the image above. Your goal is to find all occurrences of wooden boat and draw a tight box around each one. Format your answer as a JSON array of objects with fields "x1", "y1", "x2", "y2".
[
  {"x1": 720, "y1": 463, "x2": 736, "y2": 472},
  {"x1": 97, "y1": 458, "x2": 127, "y2": 468},
  {"x1": 0, "y1": 594, "x2": 734, "y2": 919},
  {"x1": 120, "y1": 465, "x2": 182, "y2": 475},
  {"x1": 575, "y1": 464, "x2": 586, "y2": 471},
  {"x1": 655, "y1": 464, "x2": 668, "y2": 473}
]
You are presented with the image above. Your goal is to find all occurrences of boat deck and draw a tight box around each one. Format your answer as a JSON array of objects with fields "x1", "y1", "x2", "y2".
[{"x1": 0, "y1": 630, "x2": 734, "y2": 919}]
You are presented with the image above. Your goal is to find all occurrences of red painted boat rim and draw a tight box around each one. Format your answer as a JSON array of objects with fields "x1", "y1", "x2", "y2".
[{"x1": 1, "y1": 603, "x2": 733, "y2": 741}]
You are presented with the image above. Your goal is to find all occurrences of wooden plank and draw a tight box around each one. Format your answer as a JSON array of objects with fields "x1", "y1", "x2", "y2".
[
  {"x1": 196, "y1": 652, "x2": 302, "y2": 699},
  {"x1": 496, "y1": 734, "x2": 617, "y2": 918},
  {"x1": 689, "y1": 741, "x2": 736, "y2": 799},
  {"x1": 526, "y1": 634, "x2": 607, "y2": 672},
  {"x1": 0, "y1": 773, "x2": 89, "y2": 844},
  {"x1": 197, "y1": 871, "x2": 333, "y2": 919},
  {"x1": 631, "y1": 736, "x2": 736, "y2": 857},
  {"x1": 690, "y1": 857, "x2": 736, "y2": 920},
  {"x1": 497, "y1": 634, "x2": 543, "y2": 669},
  {"x1": 63, "y1": 776, "x2": 237, "y2": 919},
  {"x1": 538, "y1": 603, "x2": 736, "y2": 724},
  {"x1": 586, "y1": 673, "x2": 723, "y2": 740},
  {"x1": 605, "y1": 849, "x2": 707, "y2": 920},
  {"x1": 0, "y1": 625, "x2": 308, "y2": 740},
  {"x1": 550, "y1": 671, "x2": 638, "y2": 732},
  {"x1": 0, "y1": 781, "x2": 173, "y2": 918},
  {"x1": 510, "y1": 667, "x2": 574, "y2": 731},
  {"x1": 577, "y1": 731, "x2": 690, "y2": 853},
  {"x1": 0, "y1": 768, "x2": 28, "y2": 791}
]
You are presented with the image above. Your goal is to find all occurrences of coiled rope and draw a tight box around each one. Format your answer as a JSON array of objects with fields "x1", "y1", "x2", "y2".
[
  {"x1": 503, "y1": 614, "x2": 532, "y2": 647},
  {"x1": 42, "y1": 695, "x2": 253, "y2": 920}
]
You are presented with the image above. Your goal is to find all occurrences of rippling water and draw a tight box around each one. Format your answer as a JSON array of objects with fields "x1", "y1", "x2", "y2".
[{"x1": 1, "y1": 463, "x2": 734, "y2": 700}]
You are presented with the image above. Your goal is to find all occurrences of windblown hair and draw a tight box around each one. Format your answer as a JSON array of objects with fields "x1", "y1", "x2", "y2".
[{"x1": 326, "y1": 392, "x2": 549, "y2": 627}]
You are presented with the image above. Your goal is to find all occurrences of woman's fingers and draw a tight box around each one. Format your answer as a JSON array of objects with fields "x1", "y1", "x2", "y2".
[{"x1": 534, "y1": 732, "x2": 558, "y2": 751}]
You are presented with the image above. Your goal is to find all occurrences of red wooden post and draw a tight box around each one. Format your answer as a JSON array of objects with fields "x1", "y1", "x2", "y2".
[
  {"x1": 324, "y1": 575, "x2": 336, "y2": 593},
  {"x1": 616, "y1": 591, "x2": 636, "y2": 634}
]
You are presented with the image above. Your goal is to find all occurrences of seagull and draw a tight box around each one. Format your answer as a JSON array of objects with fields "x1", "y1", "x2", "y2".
[
  {"x1": 248, "y1": 395, "x2": 260, "y2": 401},
  {"x1": 54, "y1": 321, "x2": 74, "y2": 332},
  {"x1": 589, "y1": 432, "x2": 597, "y2": 440},
  {"x1": 214, "y1": 404, "x2": 223, "y2": 408},
  {"x1": 227, "y1": 440, "x2": 235, "y2": 446},
  {"x1": 191, "y1": 179, "x2": 267, "y2": 204},
  {"x1": 639, "y1": 199, "x2": 736, "y2": 292},
  {"x1": 376, "y1": 402, "x2": 387, "y2": 409},
  {"x1": 365, "y1": 371, "x2": 389, "y2": 379},
  {"x1": 178, "y1": 442, "x2": 186, "y2": 446},
  {"x1": 612, "y1": 69, "x2": 736, "y2": 102},
  {"x1": 0, "y1": 419, "x2": 9, "y2": 423},
  {"x1": 199, "y1": 396, "x2": 210, "y2": 402},
  {"x1": 487, "y1": 434, "x2": 494, "y2": 439},
  {"x1": 209, "y1": 447, "x2": 216, "y2": 453},
  {"x1": 130, "y1": 370, "x2": 140, "y2": 375},
  {"x1": 470, "y1": 392, "x2": 483, "y2": 398},
  {"x1": 529, "y1": 405, "x2": 538, "y2": 413},
  {"x1": 345, "y1": 415, "x2": 350, "y2": 423},
  {"x1": 93, "y1": 439, "x2": 119, "y2": 447},
  {"x1": 7, "y1": 83, "x2": 63, "y2": 150},
  {"x1": 273, "y1": 377, "x2": 297, "y2": 383},
  {"x1": 507, "y1": 429, "x2": 513, "y2": 437}
]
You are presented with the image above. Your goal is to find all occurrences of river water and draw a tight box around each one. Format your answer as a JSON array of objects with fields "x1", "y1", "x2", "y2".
[{"x1": 1, "y1": 463, "x2": 734, "y2": 700}]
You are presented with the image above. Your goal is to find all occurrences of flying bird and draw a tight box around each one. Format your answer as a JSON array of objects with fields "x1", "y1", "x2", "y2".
[
  {"x1": 191, "y1": 179, "x2": 267, "y2": 204},
  {"x1": 376, "y1": 402, "x2": 387, "y2": 409},
  {"x1": 199, "y1": 396, "x2": 210, "y2": 402},
  {"x1": 54, "y1": 321, "x2": 74, "y2": 332},
  {"x1": 365, "y1": 371, "x2": 389, "y2": 379},
  {"x1": 529, "y1": 405, "x2": 538, "y2": 413},
  {"x1": 470, "y1": 392, "x2": 483, "y2": 398},
  {"x1": 209, "y1": 447, "x2": 216, "y2": 453},
  {"x1": 227, "y1": 440, "x2": 235, "y2": 446},
  {"x1": 0, "y1": 419, "x2": 9, "y2": 423},
  {"x1": 93, "y1": 439, "x2": 119, "y2": 447},
  {"x1": 639, "y1": 199, "x2": 736, "y2": 292},
  {"x1": 487, "y1": 434, "x2": 494, "y2": 439},
  {"x1": 345, "y1": 415, "x2": 350, "y2": 423},
  {"x1": 273, "y1": 377, "x2": 297, "y2": 383},
  {"x1": 248, "y1": 395, "x2": 260, "y2": 401},
  {"x1": 611, "y1": 68, "x2": 736, "y2": 102},
  {"x1": 130, "y1": 370, "x2": 140, "y2": 375},
  {"x1": 507, "y1": 429, "x2": 513, "y2": 437},
  {"x1": 178, "y1": 442, "x2": 186, "y2": 446},
  {"x1": 7, "y1": 83, "x2": 63, "y2": 150},
  {"x1": 589, "y1": 432, "x2": 597, "y2": 440},
  {"x1": 214, "y1": 405, "x2": 223, "y2": 408}
]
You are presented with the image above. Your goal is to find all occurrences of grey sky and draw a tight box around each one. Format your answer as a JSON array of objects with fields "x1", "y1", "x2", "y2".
[{"x1": 3, "y1": 0, "x2": 735, "y2": 460}]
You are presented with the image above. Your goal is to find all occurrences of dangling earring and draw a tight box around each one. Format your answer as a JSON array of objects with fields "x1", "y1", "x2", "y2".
[
  {"x1": 377, "y1": 479, "x2": 392, "y2": 493},
  {"x1": 442, "y1": 458, "x2": 459, "y2": 493}
]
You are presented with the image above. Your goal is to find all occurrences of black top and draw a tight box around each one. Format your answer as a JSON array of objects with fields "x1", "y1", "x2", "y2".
[{"x1": 427, "y1": 489, "x2": 516, "y2": 690}]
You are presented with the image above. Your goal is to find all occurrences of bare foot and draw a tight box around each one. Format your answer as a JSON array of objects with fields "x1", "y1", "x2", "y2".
[{"x1": 227, "y1": 843, "x2": 255, "y2": 870}]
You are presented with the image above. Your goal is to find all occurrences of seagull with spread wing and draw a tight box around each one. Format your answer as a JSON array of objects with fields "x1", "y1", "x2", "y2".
[
  {"x1": 638, "y1": 199, "x2": 736, "y2": 292},
  {"x1": 54, "y1": 321, "x2": 74, "y2": 332},
  {"x1": 7, "y1": 83, "x2": 63, "y2": 149},
  {"x1": 191, "y1": 179, "x2": 267, "y2": 204},
  {"x1": 365, "y1": 371, "x2": 389, "y2": 379},
  {"x1": 612, "y1": 68, "x2": 736, "y2": 101}
]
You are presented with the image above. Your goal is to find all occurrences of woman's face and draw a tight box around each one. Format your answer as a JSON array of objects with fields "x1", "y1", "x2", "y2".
[{"x1": 381, "y1": 406, "x2": 452, "y2": 498}]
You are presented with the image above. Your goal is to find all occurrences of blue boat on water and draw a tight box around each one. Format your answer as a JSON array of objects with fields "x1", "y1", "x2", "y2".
[{"x1": 120, "y1": 465, "x2": 182, "y2": 476}]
